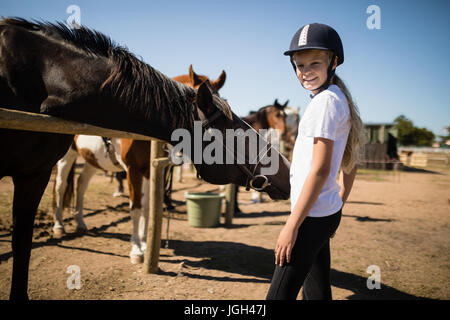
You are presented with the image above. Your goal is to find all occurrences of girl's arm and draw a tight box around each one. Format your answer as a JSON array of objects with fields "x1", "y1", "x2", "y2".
[
  {"x1": 328, "y1": 166, "x2": 357, "y2": 239},
  {"x1": 338, "y1": 166, "x2": 357, "y2": 206},
  {"x1": 275, "y1": 137, "x2": 333, "y2": 266},
  {"x1": 288, "y1": 137, "x2": 333, "y2": 228}
]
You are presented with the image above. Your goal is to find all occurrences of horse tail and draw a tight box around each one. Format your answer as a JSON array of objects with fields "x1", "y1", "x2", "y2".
[
  {"x1": 63, "y1": 163, "x2": 75, "y2": 209},
  {"x1": 52, "y1": 166, "x2": 57, "y2": 211},
  {"x1": 52, "y1": 158, "x2": 75, "y2": 212}
]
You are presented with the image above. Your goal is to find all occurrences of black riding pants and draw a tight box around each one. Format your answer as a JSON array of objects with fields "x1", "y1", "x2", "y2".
[{"x1": 266, "y1": 209, "x2": 342, "y2": 300}]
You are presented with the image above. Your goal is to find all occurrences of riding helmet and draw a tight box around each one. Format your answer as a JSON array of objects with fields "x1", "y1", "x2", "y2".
[
  {"x1": 284, "y1": 23, "x2": 344, "y2": 92},
  {"x1": 284, "y1": 23, "x2": 344, "y2": 65}
]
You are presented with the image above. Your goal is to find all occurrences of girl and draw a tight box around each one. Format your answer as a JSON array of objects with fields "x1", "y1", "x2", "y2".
[{"x1": 266, "y1": 23, "x2": 366, "y2": 300}]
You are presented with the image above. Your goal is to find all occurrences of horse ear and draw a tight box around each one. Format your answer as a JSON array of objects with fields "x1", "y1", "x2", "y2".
[
  {"x1": 274, "y1": 99, "x2": 279, "y2": 106},
  {"x1": 211, "y1": 70, "x2": 226, "y2": 92},
  {"x1": 195, "y1": 80, "x2": 214, "y2": 115},
  {"x1": 189, "y1": 64, "x2": 202, "y2": 86},
  {"x1": 274, "y1": 99, "x2": 285, "y2": 110},
  {"x1": 283, "y1": 100, "x2": 289, "y2": 109}
]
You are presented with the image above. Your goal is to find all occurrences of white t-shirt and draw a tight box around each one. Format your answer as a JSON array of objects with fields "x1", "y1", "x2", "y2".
[{"x1": 290, "y1": 84, "x2": 350, "y2": 217}]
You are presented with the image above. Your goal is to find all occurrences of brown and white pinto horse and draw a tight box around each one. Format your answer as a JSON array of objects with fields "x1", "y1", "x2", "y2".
[
  {"x1": 53, "y1": 66, "x2": 227, "y2": 263},
  {"x1": 53, "y1": 136, "x2": 150, "y2": 263},
  {"x1": 53, "y1": 136, "x2": 127, "y2": 235}
]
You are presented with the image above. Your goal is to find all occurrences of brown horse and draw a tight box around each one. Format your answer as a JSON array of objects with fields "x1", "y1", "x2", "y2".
[
  {"x1": 243, "y1": 99, "x2": 289, "y2": 135},
  {"x1": 117, "y1": 66, "x2": 228, "y2": 261},
  {"x1": 121, "y1": 64, "x2": 228, "y2": 214},
  {"x1": 173, "y1": 64, "x2": 226, "y2": 92},
  {"x1": 53, "y1": 66, "x2": 228, "y2": 263},
  {"x1": 0, "y1": 18, "x2": 290, "y2": 300}
]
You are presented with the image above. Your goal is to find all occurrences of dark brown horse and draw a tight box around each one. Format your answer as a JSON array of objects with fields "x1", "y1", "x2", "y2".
[
  {"x1": 0, "y1": 18, "x2": 290, "y2": 300},
  {"x1": 243, "y1": 99, "x2": 289, "y2": 134},
  {"x1": 234, "y1": 99, "x2": 290, "y2": 213}
]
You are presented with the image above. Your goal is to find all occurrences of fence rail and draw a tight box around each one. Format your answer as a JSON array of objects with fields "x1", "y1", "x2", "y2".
[
  {"x1": 0, "y1": 106, "x2": 168, "y2": 273},
  {"x1": 398, "y1": 146, "x2": 450, "y2": 154},
  {"x1": 0, "y1": 107, "x2": 157, "y2": 141}
]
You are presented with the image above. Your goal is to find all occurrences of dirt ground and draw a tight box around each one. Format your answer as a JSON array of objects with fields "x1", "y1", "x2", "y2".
[{"x1": 0, "y1": 161, "x2": 449, "y2": 300}]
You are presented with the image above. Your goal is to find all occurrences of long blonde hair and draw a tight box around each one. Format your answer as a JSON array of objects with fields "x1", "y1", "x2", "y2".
[
  {"x1": 294, "y1": 50, "x2": 367, "y2": 172},
  {"x1": 330, "y1": 74, "x2": 367, "y2": 173}
]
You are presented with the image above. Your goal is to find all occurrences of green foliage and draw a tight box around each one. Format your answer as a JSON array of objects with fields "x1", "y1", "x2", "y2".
[
  {"x1": 394, "y1": 115, "x2": 435, "y2": 146},
  {"x1": 438, "y1": 126, "x2": 450, "y2": 143}
]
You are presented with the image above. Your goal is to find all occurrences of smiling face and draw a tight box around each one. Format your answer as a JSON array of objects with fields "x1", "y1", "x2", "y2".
[{"x1": 292, "y1": 49, "x2": 337, "y2": 94}]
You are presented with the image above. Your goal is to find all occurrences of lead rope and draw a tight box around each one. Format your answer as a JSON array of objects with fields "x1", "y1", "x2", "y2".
[{"x1": 165, "y1": 207, "x2": 171, "y2": 249}]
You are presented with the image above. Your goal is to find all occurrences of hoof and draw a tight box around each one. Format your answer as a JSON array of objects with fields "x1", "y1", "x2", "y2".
[
  {"x1": 53, "y1": 227, "x2": 65, "y2": 237},
  {"x1": 130, "y1": 254, "x2": 144, "y2": 264},
  {"x1": 113, "y1": 191, "x2": 124, "y2": 197},
  {"x1": 75, "y1": 226, "x2": 88, "y2": 234}
]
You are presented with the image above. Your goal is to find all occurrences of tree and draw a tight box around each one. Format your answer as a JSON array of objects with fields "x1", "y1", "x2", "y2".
[
  {"x1": 438, "y1": 126, "x2": 450, "y2": 145},
  {"x1": 394, "y1": 115, "x2": 435, "y2": 146}
]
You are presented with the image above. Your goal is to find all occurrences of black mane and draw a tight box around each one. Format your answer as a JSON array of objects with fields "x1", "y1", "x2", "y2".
[
  {"x1": 0, "y1": 17, "x2": 235, "y2": 129},
  {"x1": 1, "y1": 17, "x2": 116, "y2": 57}
]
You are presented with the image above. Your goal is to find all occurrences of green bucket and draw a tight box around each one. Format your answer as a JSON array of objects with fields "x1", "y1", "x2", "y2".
[{"x1": 185, "y1": 192, "x2": 224, "y2": 228}]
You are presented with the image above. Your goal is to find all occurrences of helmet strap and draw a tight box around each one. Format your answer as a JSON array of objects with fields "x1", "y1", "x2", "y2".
[
  {"x1": 290, "y1": 57, "x2": 297, "y2": 72},
  {"x1": 309, "y1": 52, "x2": 336, "y2": 97}
]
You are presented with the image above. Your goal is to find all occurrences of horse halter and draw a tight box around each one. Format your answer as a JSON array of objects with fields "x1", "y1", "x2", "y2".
[{"x1": 196, "y1": 109, "x2": 273, "y2": 192}]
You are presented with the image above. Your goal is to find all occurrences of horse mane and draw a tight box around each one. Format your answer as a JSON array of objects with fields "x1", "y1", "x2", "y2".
[
  {"x1": 0, "y1": 17, "x2": 114, "y2": 57},
  {"x1": 0, "y1": 17, "x2": 233, "y2": 128}
]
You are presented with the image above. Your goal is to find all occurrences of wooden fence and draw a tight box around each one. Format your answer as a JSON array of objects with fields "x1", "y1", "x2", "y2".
[
  {"x1": 0, "y1": 107, "x2": 237, "y2": 273},
  {"x1": 0, "y1": 107, "x2": 167, "y2": 274}
]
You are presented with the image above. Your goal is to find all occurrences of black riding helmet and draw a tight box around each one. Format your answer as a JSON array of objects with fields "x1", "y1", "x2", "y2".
[{"x1": 284, "y1": 23, "x2": 344, "y2": 93}]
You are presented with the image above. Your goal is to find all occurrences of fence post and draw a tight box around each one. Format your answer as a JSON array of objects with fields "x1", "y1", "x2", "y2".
[{"x1": 144, "y1": 139, "x2": 170, "y2": 274}]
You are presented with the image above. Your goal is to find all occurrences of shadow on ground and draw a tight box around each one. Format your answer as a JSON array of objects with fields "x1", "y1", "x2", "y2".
[
  {"x1": 401, "y1": 166, "x2": 443, "y2": 175},
  {"x1": 0, "y1": 202, "x2": 132, "y2": 263},
  {"x1": 161, "y1": 239, "x2": 432, "y2": 300}
]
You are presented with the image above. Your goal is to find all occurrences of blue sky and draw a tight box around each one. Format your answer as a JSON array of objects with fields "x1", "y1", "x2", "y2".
[{"x1": 2, "y1": 0, "x2": 449, "y2": 137}]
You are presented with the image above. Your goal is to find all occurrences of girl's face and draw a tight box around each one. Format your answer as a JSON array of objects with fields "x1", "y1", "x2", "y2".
[{"x1": 292, "y1": 50, "x2": 336, "y2": 93}]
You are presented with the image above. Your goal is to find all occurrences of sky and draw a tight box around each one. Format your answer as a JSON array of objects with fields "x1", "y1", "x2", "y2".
[{"x1": 1, "y1": 0, "x2": 449, "y2": 137}]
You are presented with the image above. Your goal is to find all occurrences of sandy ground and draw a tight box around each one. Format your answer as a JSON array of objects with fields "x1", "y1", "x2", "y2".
[{"x1": 0, "y1": 162, "x2": 449, "y2": 300}]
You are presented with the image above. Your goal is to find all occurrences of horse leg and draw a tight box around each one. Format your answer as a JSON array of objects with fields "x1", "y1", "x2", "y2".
[
  {"x1": 73, "y1": 162, "x2": 96, "y2": 233},
  {"x1": 53, "y1": 147, "x2": 78, "y2": 235},
  {"x1": 113, "y1": 171, "x2": 126, "y2": 197},
  {"x1": 139, "y1": 176, "x2": 150, "y2": 252},
  {"x1": 10, "y1": 170, "x2": 52, "y2": 300},
  {"x1": 127, "y1": 166, "x2": 144, "y2": 264}
]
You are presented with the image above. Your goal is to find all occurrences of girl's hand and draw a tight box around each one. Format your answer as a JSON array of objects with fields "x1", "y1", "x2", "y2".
[{"x1": 275, "y1": 223, "x2": 298, "y2": 267}]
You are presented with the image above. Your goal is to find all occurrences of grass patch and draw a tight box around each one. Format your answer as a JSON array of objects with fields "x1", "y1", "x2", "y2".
[{"x1": 355, "y1": 168, "x2": 391, "y2": 181}]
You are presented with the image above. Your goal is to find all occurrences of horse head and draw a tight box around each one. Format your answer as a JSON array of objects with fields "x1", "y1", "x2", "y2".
[
  {"x1": 262, "y1": 99, "x2": 289, "y2": 139},
  {"x1": 173, "y1": 65, "x2": 226, "y2": 93},
  {"x1": 178, "y1": 80, "x2": 290, "y2": 200}
]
